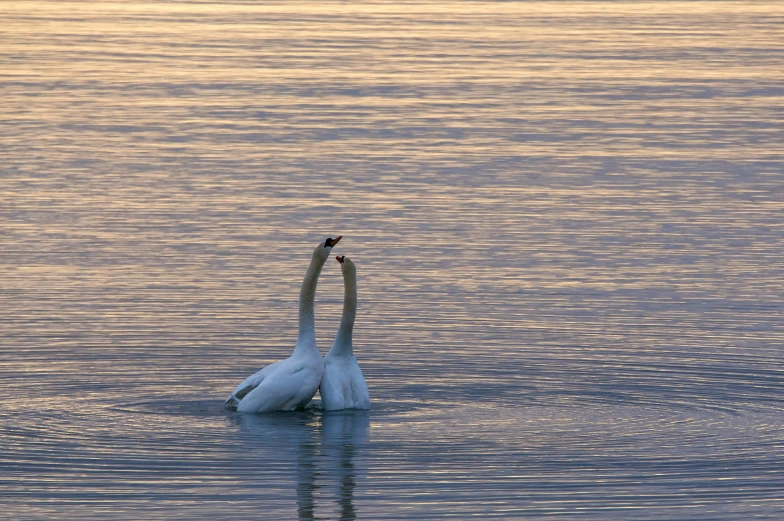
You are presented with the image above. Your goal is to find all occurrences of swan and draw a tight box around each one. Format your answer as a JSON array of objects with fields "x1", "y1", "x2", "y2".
[
  {"x1": 319, "y1": 255, "x2": 370, "y2": 411},
  {"x1": 225, "y1": 236, "x2": 342, "y2": 413}
]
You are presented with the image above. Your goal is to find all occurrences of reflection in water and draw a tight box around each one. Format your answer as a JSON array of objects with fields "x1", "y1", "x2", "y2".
[
  {"x1": 296, "y1": 425, "x2": 319, "y2": 521},
  {"x1": 231, "y1": 410, "x2": 370, "y2": 520},
  {"x1": 230, "y1": 412, "x2": 319, "y2": 519},
  {"x1": 321, "y1": 411, "x2": 371, "y2": 521}
]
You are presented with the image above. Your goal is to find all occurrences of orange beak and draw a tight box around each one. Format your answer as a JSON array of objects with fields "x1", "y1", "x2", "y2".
[
  {"x1": 336, "y1": 255, "x2": 344, "y2": 263},
  {"x1": 329, "y1": 235, "x2": 342, "y2": 247}
]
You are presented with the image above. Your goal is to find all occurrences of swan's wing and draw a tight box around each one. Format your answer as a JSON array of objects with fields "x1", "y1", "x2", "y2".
[
  {"x1": 319, "y1": 369, "x2": 345, "y2": 410},
  {"x1": 224, "y1": 360, "x2": 283, "y2": 409},
  {"x1": 348, "y1": 362, "x2": 370, "y2": 409},
  {"x1": 236, "y1": 361, "x2": 321, "y2": 413}
]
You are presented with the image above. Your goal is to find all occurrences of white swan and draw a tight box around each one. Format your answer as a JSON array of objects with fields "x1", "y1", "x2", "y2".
[
  {"x1": 319, "y1": 255, "x2": 370, "y2": 411},
  {"x1": 225, "y1": 236, "x2": 342, "y2": 413}
]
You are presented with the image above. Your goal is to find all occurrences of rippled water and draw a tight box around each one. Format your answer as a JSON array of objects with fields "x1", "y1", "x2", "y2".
[{"x1": 2, "y1": 1, "x2": 784, "y2": 519}]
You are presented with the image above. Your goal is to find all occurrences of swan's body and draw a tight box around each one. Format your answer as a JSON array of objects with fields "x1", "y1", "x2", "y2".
[
  {"x1": 320, "y1": 256, "x2": 370, "y2": 411},
  {"x1": 225, "y1": 237, "x2": 341, "y2": 413}
]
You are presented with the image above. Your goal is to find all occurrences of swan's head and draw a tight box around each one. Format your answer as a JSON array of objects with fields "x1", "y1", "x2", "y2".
[
  {"x1": 313, "y1": 236, "x2": 342, "y2": 261},
  {"x1": 336, "y1": 255, "x2": 356, "y2": 274}
]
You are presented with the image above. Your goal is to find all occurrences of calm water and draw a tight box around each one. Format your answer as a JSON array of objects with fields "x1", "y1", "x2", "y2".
[{"x1": 2, "y1": 1, "x2": 784, "y2": 519}]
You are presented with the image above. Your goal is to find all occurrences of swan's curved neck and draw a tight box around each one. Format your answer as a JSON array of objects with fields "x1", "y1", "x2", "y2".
[
  {"x1": 331, "y1": 267, "x2": 357, "y2": 355},
  {"x1": 295, "y1": 251, "x2": 326, "y2": 354}
]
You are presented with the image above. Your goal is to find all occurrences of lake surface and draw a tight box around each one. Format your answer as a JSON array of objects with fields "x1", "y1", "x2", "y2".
[{"x1": 2, "y1": 1, "x2": 783, "y2": 519}]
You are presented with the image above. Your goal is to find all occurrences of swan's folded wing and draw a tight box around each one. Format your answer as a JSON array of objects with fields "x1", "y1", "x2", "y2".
[
  {"x1": 225, "y1": 360, "x2": 283, "y2": 409},
  {"x1": 236, "y1": 362, "x2": 321, "y2": 413}
]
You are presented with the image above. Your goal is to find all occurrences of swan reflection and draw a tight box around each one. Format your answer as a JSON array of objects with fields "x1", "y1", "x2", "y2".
[
  {"x1": 230, "y1": 409, "x2": 369, "y2": 520},
  {"x1": 320, "y1": 410, "x2": 370, "y2": 521}
]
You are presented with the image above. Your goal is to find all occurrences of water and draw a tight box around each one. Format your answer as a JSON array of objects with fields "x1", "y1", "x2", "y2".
[{"x1": 2, "y1": 1, "x2": 784, "y2": 519}]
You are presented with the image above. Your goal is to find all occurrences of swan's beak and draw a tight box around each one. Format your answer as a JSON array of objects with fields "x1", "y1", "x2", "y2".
[
  {"x1": 328, "y1": 236, "x2": 342, "y2": 247},
  {"x1": 336, "y1": 255, "x2": 345, "y2": 264}
]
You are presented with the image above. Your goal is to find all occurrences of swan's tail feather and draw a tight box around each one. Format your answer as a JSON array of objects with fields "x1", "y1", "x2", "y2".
[
  {"x1": 224, "y1": 394, "x2": 240, "y2": 410},
  {"x1": 224, "y1": 379, "x2": 260, "y2": 410}
]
